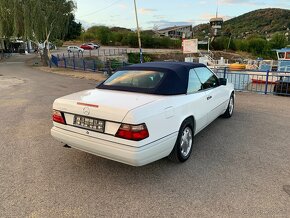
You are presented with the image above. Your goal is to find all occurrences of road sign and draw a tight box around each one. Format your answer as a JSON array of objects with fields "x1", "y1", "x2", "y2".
[{"x1": 183, "y1": 39, "x2": 198, "y2": 54}]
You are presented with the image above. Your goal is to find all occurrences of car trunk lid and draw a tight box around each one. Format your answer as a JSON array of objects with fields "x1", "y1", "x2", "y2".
[{"x1": 53, "y1": 89, "x2": 162, "y2": 123}]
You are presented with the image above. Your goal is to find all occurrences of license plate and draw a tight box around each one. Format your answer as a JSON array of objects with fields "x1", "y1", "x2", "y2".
[{"x1": 73, "y1": 115, "x2": 105, "y2": 133}]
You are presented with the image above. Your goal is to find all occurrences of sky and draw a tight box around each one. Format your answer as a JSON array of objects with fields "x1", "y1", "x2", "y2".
[{"x1": 74, "y1": 0, "x2": 290, "y2": 30}]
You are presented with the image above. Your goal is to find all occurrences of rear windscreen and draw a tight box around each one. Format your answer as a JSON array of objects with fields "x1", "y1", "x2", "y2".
[{"x1": 103, "y1": 70, "x2": 164, "y2": 89}]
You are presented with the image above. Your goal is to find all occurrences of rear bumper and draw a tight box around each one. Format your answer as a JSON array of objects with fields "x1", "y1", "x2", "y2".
[{"x1": 51, "y1": 126, "x2": 177, "y2": 166}]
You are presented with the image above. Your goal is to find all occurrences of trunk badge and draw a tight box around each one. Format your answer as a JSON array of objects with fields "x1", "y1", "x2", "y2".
[{"x1": 83, "y1": 107, "x2": 90, "y2": 115}]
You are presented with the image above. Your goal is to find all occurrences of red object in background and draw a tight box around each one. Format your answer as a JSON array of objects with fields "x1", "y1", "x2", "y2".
[
  {"x1": 252, "y1": 79, "x2": 278, "y2": 84},
  {"x1": 80, "y1": 44, "x2": 94, "y2": 50}
]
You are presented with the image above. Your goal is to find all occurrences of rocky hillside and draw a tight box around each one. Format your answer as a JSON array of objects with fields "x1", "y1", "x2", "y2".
[{"x1": 193, "y1": 8, "x2": 290, "y2": 39}]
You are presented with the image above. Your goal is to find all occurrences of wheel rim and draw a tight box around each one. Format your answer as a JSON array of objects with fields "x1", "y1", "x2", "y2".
[
  {"x1": 180, "y1": 127, "x2": 193, "y2": 157},
  {"x1": 229, "y1": 97, "x2": 234, "y2": 115}
]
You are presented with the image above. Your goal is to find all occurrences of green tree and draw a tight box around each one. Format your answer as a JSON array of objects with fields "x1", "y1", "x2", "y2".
[
  {"x1": 269, "y1": 33, "x2": 287, "y2": 49},
  {"x1": 0, "y1": 0, "x2": 15, "y2": 38},
  {"x1": 30, "y1": 0, "x2": 76, "y2": 65},
  {"x1": 0, "y1": 0, "x2": 76, "y2": 65},
  {"x1": 86, "y1": 26, "x2": 111, "y2": 44},
  {"x1": 211, "y1": 36, "x2": 229, "y2": 50},
  {"x1": 247, "y1": 37, "x2": 268, "y2": 55},
  {"x1": 64, "y1": 14, "x2": 82, "y2": 40},
  {"x1": 81, "y1": 32, "x2": 95, "y2": 42},
  {"x1": 127, "y1": 32, "x2": 138, "y2": 47},
  {"x1": 235, "y1": 39, "x2": 249, "y2": 51}
]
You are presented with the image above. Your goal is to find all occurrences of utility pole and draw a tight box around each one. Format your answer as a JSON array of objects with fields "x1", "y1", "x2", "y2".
[{"x1": 133, "y1": 0, "x2": 143, "y2": 63}]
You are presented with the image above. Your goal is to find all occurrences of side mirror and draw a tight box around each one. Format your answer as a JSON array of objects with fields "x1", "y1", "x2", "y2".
[{"x1": 219, "y1": 78, "x2": 227, "y2": 86}]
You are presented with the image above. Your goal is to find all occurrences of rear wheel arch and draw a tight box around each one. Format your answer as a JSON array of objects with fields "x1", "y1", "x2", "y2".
[
  {"x1": 182, "y1": 116, "x2": 195, "y2": 135},
  {"x1": 168, "y1": 116, "x2": 195, "y2": 163}
]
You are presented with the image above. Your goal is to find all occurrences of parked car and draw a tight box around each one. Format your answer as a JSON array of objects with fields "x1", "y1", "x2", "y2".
[
  {"x1": 67, "y1": 46, "x2": 84, "y2": 53},
  {"x1": 80, "y1": 44, "x2": 94, "y2": 50},
  {"x1": 38, "y1": 42, "x2": 57, "y2": 50},
  {"x1": 51, "y1": 62, "x2": 235, "y2": 166},
  {"x1": 87, "y1": 43, "x2": 100, "y2": 49},
  {"x1": 274, "y1": 76, "x2": 290, "y2": 96}
]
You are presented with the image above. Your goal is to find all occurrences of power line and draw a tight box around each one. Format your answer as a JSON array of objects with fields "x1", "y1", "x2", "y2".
[{"x1": 79, "y1": 0, "x2": 122, "y2": 18}]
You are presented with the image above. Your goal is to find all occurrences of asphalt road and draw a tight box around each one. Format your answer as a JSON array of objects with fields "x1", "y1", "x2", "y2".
[{"x1": 0, "y1": 55, "x2": 290, "y2": 217}]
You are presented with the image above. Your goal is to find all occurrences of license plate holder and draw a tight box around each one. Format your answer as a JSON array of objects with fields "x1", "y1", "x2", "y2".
[{"x1": 73, "y1": 115, "x2": 105, "y2": 133}]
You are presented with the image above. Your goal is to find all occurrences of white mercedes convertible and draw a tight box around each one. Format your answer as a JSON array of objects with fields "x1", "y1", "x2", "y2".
[{"x1": 51, "y1": 62, "x2": 234, "y2": 166}]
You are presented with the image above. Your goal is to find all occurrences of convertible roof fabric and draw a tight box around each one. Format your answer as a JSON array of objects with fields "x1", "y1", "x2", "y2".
[{"x1": 98, "y1": 62, "x2": 206, "y2": 95}]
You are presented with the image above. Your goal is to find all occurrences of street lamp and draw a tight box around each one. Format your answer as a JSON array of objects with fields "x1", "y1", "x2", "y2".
[{"x1": 133, "y1": 0, "x2": 143, "y2": 63}]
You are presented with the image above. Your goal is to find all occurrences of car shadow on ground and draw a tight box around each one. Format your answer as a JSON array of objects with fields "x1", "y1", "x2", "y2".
[{"x1": 56, "y1": 115, "x2": 240, "y2": 185}]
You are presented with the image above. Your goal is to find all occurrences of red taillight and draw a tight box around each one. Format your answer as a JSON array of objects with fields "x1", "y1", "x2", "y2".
[
  {"x1": 115, "y1": 123, "x2": 149, "y2": 141},
  {"x1": 52, "y1": 110, "x2": 66, "y2": 124}
]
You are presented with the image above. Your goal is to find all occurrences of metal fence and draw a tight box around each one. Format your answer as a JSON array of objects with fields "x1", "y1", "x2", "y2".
[
  {"x1": 0, "y1": 52, "x2": 12, "y2": 60},
  {"x1": 214, "y1": 68, "x2": 290, "y2": 96},
  {"x1": 50, "y1": 54, "x2": 130, "y2": 73},
  {"x1": 94, "y1": 48, "x2": 128, "y2": 56},
  {"x1": 50, "y1": 55, "x2": 290, "y2": 96},
  {"x1": 62, "y1": 48, "x2": 128, "y2": 58}
]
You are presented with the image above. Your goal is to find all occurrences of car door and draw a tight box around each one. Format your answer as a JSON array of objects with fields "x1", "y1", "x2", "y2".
[
  {"x1": 186, "y1": 69, "x2": 209, "y2": 133},
  {"x1": 194, "y1": 67, "x2": 227, "y2": 124}
]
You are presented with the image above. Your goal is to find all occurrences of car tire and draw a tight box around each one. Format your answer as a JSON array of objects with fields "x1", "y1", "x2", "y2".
[
  {"x1": 222, "y1": 94, "x2": 234, "y2": 118},
  {"x1": 168, "y1": 119, "x2": 194, "y2": 163}
]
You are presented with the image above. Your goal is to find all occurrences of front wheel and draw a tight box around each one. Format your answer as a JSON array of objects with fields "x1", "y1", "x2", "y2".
[
  {"x1": 222, "y1": 94, "x2": 234, "y2": 118},
  {"x1": 168, "y1": 120, "x2": 194, "y2": 163}
]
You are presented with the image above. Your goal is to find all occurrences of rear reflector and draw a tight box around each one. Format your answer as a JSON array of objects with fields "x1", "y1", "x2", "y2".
[
  {"x1": 115, "y1": 123, "x2": 149, "y2": 141},
  {"x1": 52, "y1": 110, "x2": 66, "y2": 124}
]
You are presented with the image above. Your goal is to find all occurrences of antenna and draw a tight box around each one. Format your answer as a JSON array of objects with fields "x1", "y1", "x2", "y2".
[{"x1": 216, "y1": 0, "x2": 219, "y2": 18}]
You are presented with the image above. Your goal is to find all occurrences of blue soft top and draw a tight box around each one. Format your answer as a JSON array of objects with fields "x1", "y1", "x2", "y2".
[{"x1": 98, "y1": 62, "x2": 206, "y2": 95}]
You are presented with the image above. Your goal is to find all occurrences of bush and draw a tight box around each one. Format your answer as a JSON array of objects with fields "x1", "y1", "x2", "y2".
[
  {"x1": 81, "y1": 32, "x2": 95, "y2": 42},
  {"x1": 235, "y1": 39, "x2": 249, "y2": 51},
  {"x1": 128, "y1": 53, "x2": 141, "y2": 63},
  {"x1": 127, "y1": 33, "x2": 138, "y2": 47},
  {"x1": 54, "y1": 39, "x2": 63, "y2": 47},
  {"x1": 269, "y1": 33, "x2": 287, "y2": 49},
  {"x1": 128, "y1": 53, "x2": 153, "y2": 64},
  {"x1": 212, "y1": 37, "x2": 229, "y2": 50},
  {"x1": 248, "y1": 38, "x2": 267, "y2": 55}
]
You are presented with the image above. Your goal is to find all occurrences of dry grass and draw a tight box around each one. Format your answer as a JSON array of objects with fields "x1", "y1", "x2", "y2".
[{"x1": 36, "y1": 66, "x2": 107, "y2": 82}]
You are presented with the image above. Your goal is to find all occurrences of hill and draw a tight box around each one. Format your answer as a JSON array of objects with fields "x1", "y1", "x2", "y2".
[{"x1": 193, "y1": 8, "x2": 290, "y2": 39}]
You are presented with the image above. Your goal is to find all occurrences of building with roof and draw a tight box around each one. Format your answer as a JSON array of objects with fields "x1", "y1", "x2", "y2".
[
  {"x1": 209, "y1": 17, "x2": 223, "y2": 36},
  {"x1": 156, "y1": 25, "x2": 193, "y2": 39}
]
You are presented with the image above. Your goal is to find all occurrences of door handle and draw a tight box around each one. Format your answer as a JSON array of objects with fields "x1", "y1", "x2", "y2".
[{"x1": 207, "y1": 96, "x2": 212, "y2": 100}]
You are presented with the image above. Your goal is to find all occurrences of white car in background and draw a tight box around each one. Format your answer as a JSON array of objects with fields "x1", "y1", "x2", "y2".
[
  {"x1": 67, "y1": 46, "x2": 84, "y2": 53},
  {"x1": 87, "y1": 42, "x2": 100, "y2": 49},
  {"x1": 51, "y1": 62, "x2": 235, "y2": 166}
]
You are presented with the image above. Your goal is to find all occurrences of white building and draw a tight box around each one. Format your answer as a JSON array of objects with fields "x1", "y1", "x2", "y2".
[{"x1": 156, "y1": 25, "x2": 193, "y2": 39}]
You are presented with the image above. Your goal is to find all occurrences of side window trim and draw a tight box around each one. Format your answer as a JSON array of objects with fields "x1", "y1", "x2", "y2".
[
  {"x1": 187, "y1": 69, "x2": 203, "y2": 94},
  {"x1": 194, "y1": 67, "x2": 219, "y2": 90},
  {"x1": 208, "y1": 67, "x2": 220, "y2": 83}
]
